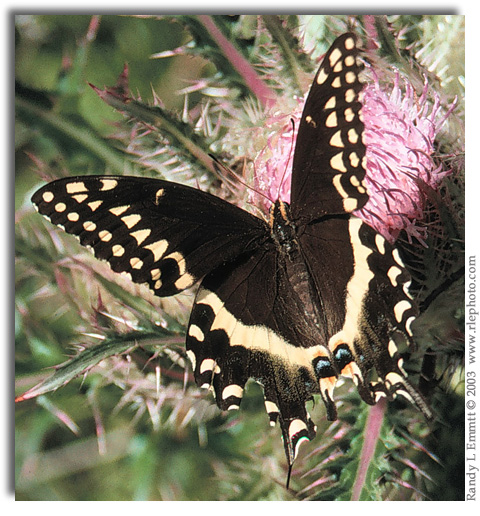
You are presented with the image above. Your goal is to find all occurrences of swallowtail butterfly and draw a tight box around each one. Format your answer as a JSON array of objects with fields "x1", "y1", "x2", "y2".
[{"x1": 32, "y1": 33, "x2": 431, "y2": 475}]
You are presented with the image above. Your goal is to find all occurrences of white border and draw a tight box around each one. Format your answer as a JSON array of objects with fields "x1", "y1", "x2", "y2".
[{"x1": 7, "y1": 2, "x2": 471, "y2": 510}]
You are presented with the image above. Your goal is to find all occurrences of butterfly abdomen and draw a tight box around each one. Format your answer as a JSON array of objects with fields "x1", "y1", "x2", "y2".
[{"x1": 269, "y1": 200, "x2": 326, "y2": 343}]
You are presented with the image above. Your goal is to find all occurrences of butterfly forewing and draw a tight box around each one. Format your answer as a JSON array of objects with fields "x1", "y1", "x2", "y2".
[
  {"x1": 291, "y1": 32, "x2": 367, "y2": 219},
  {"x1": 287, "y1": 33, "x2": 430, "y2": 418},
  {"x1": 32, "y1": 176, "x2": 267, "y2": 297}
]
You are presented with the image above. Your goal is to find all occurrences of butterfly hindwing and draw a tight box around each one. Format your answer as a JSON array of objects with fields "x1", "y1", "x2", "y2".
[
  {"x1": 288, "y1": 32, "x2": 431, "y2": 419},
  {"x1": 297, "y1": 213, "x2": 431, "y2": 417},
  {"x1": 356, "y1": 227, "x2": 432, "y2": 417},
  {"x1": 32, "y1": 176, "x2": 268, "y2": 297},
  {"x1": 291, "y1": 32, "x2": 367, "y2": 219},
  {"x1": 185, "y1": 248, "x2": 319, "y2": 464}
]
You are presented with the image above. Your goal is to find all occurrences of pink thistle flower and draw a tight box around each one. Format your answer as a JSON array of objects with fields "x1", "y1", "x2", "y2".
[
  {"x1": 252, "y1": 71, "x2": 455, "y2": 244},
  {"x1": 358, "y1": 72, "x2": 456, "y2": 243}
]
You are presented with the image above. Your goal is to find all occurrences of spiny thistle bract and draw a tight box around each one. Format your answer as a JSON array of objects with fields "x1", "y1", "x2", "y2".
[{"x1": 15, "y1": 15, "x2": 464, "y2": 501}]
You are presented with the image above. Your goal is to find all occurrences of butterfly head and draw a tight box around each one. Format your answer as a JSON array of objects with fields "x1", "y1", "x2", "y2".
[{"x1": 269, "y1": 199, "x2": 291, "y2": 226}]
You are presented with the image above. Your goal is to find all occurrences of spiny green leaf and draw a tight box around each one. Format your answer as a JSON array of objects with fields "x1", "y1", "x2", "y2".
[
  {"x1": 90, "y1": 78, "x2": 217, "y2": 175},
  {"x1": 262, "y1": 15, "x2": 308, "y2": 92},
  {"x1": 16, "y1": 336, "x2": 140, "y2": 402},
  {"x1": 172, "y1": 14, "x2": 277, "y2": 105}
]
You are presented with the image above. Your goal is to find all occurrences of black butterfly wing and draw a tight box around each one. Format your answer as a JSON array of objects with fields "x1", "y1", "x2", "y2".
[
  {"x1": 32, "y1": 174, "x2": 321, "y2": 464},
  {"x1": 290, "y1": 32, "x2": 367, "y2": 219},
  {"x1": 185, "y1": 247, "x2": 319, "y2": 465},
  {"x1": 298, "y1": 216, "x2": 431, "y2": 418},
  {"x1": 356, "y1": 226, "x2": 431, "y2": 416},
  {"x1": 31, "y1": 176, "x2": 268, "y2": 297},
  {"x1": 288, "y1": 33, "x2": 431, "y2": 418}
]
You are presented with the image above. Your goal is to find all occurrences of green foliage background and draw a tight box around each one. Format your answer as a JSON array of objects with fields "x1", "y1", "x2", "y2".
[{"x1": 15, "y1": 15, "x2": 465, "y2": 501}]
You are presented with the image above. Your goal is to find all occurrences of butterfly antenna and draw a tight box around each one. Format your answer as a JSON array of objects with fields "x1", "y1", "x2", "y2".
[
  {"x1": 209, "y1": 154, "x2": 273, "y2": 205},
  {"x1": 275, "y1": 118, "x2": 296, "y2": 201}
]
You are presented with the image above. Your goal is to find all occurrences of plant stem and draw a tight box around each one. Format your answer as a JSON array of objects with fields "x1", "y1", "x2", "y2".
[
  {"x1": 351, "y1": 398, "x2": 386, "y2": 500},
  {"x1": 197, "y1": 14, "x2": 277, "y2": 108}
]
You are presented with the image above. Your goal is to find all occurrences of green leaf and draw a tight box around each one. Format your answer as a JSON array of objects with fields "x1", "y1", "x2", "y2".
[
  {"x1": 90, "y1": 76, "x2": 217, "y2": 175},
  {"x1": 15, "y1": 336, "x2": 139, "y2": 402},
  {"x1": 262, "y1": 15, "x2": 307, "y2": 92}
]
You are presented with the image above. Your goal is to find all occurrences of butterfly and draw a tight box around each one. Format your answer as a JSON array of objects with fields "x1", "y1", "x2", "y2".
[{"x1": 32, "y1": 33, "x2": 431, "y2": 477}]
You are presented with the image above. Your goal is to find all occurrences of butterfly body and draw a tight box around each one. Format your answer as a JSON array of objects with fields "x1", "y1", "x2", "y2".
[{"x1": 32, "y1": 33, "x2": 431, "y2": 470}]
